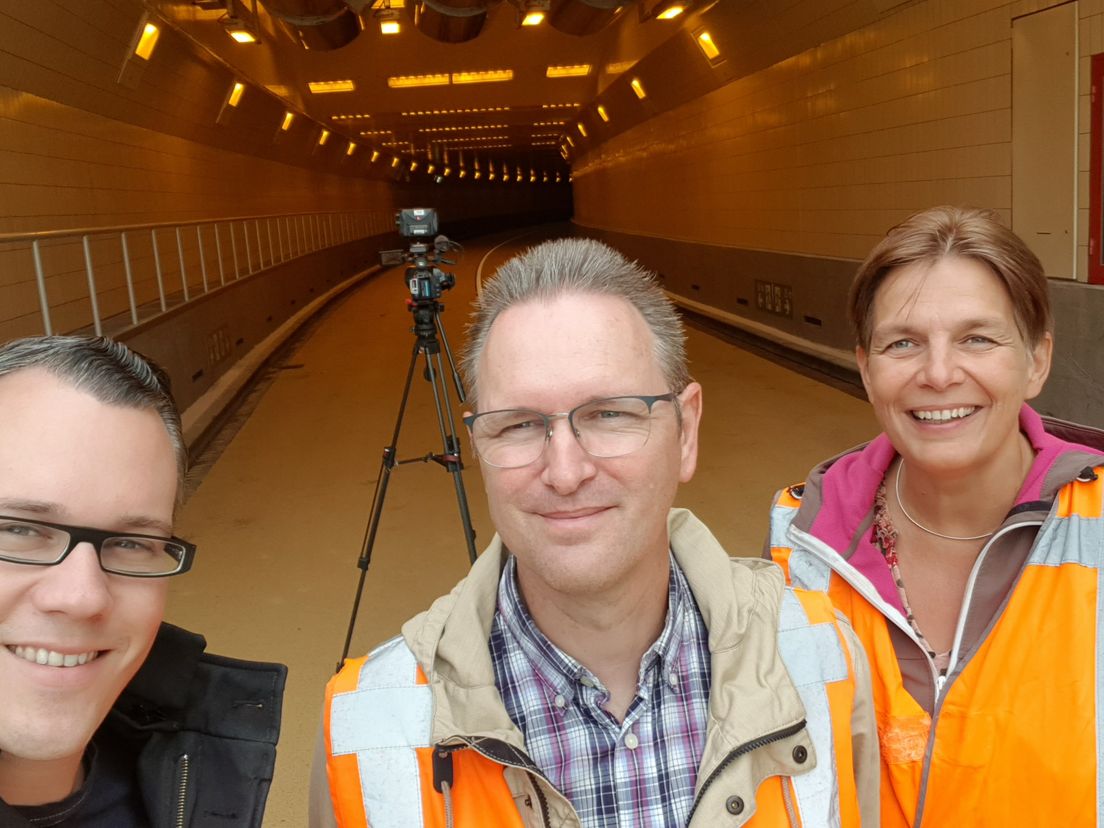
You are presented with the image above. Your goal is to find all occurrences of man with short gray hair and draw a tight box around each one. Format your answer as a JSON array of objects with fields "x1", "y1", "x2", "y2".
[
  {"x1": 313, "y1": 239, "x2": 879, "y2": 827},
  {"x1": 0, "y1": 335, "x2": 285, "y2": 827}
]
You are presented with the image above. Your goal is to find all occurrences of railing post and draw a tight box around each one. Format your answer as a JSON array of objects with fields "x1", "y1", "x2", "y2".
[
  {"x1": 229, "y1": 221, "x2": 240, "y2": 280},
  {"x1": 214, "y1": 223, "x2": 226, "y2": 286},
  {"x1": 31, "y1": 239, "x2": 53, "y2": 335},
  {"x1": 255, "y1": 220, "x2": 264, "y2": 268},
  {"x1": 196, "y1": 225, "x2": 209, "y2": 293},
  {"x1": 81, "y1": 235, "x2": 103, "y2": 336},
  {"x1": 311, "y1": 214, "x2": 319, "y2": 250},
  {"x1": 295, "y1": 215, "x2": 303, "y2": 256},
  {"x1": 275, "y1": 216, "x2": 284, "y2": 263},
  {"x1": 120, "y1": 231, "x2": 139, "y2": 325},
  {"x1": 244, "y1": 220, "x2": 254, "y2": 273},
  {"x1": 175, "y1": 226, "x2": 190, "y2": 302},
  {"x1": 151, "y1": 229, "x2": 167, "y2": 311},
  {"x1": 266, "y1": 218, "x2": 274, "y2": 265}
]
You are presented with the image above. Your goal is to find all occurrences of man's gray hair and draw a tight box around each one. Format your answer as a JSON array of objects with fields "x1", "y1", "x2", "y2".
[
  {"x1": 0, "y1": 336, "x2": 187, "y2": 500},
  {"x1": 461, "y1": 238, "x2": 689, "y2": 407}
]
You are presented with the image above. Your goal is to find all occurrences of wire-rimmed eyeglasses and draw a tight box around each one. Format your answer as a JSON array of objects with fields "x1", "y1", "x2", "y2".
[
  {"x1": 463, "y1": 393, "x2": 678, "y2": 469},
  {"x1": 0, "y1": 516, "x2": 196, "y2": 578}
]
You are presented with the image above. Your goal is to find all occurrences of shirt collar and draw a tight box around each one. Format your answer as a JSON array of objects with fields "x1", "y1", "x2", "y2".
[{"x1": 496, "y1": 551, "x2": 694, "y2": 703}]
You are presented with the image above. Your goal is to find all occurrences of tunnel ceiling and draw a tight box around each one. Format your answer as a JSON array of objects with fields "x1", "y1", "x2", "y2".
[{"x1": 158, "y1": 0, "x2": 728, "y2": 170}]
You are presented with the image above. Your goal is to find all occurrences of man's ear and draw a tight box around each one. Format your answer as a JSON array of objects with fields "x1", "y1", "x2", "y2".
[{"x1": 676, "y1": 382, "x2": 702, "y2": 483}]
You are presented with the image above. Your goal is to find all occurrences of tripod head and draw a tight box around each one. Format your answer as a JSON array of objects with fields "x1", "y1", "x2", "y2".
[{"x1": 379, "y1": 208, "x2": 461, "y2": 302}]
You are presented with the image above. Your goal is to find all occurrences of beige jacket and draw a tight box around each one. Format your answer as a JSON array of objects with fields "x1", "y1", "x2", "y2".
[{"x1": 310, "y1": 508, "x2": 879, "y2": 826}]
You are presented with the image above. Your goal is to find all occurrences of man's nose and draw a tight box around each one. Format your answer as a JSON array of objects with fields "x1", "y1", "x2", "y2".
[
  {"x1": 31, "y1": 542, "x2": 112, "y2": 619},
  {"x1": 540, "y1": 417, "x2": 597, "y2": 494}
]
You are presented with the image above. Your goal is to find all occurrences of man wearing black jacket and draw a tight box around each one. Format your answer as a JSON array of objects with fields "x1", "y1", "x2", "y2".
[{"x1": 0, "y1": 336, "x2": 286, "y2": 827}]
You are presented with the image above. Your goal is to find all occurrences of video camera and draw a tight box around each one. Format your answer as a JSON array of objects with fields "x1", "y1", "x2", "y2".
[{"x1": 379, "y1": 208, "x2": 458, "y2": 302}]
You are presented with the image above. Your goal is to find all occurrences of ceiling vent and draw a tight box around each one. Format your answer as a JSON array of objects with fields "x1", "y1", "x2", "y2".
[
  {"x1": 410, "y1": 0, "x2": 491, "y2": 43},
  {"x1": 259, "y1": 0, "x2": 362, "y2": 50},
  {"x1": 547, "y1": 0, "x2": 630, "y2": 36}
]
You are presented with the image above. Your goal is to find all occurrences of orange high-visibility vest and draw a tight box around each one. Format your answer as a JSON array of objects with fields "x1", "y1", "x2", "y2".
[
  {"x1": 322, "y1": 589, "x2": 864, "y2": 827},
  {"x1": 771, "y1": 466, "x2": 1104, "y2": 827}
]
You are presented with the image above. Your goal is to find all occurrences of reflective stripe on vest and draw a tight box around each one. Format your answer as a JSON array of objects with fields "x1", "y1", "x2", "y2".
[
  {"x1": 777, "y1": 589, "x2": 850, "y2": 828},
  {"x1": 771, "y1": 502, "x2": 833, "y2": 592},
  {"x1": 328, "y1": 636, "x2": 432, "y2": 828}
]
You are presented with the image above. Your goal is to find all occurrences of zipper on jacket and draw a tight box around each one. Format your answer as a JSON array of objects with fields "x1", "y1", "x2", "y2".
[
  {"x1": 780, "y1": 776, "x2": 798, "y2": 827},
  {"x1": 174, "y1": 753, "x2": 190, "y2": 828},
  {"x1": 913, "y1": 520, "x2": 1043, "y2": 828},
  {"x1": 445, "y1": 737, "x2": 552, "y2": 826},
  {"x1": 685, "y1": 719, "x2": 807, "y2": 823}
]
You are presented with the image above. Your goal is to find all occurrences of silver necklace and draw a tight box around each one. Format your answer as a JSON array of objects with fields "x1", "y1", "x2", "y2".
[{"x1": 894, "y1": 461, "x2": 995, "y2": 542}]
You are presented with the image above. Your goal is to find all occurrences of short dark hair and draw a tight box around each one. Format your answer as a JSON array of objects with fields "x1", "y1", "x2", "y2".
[
  {"x1": 0, "y1": 336, "x2": 186, "y2": 500},
  {"x1": 849, "y1": 206, "x2": 1052, "y2": 350}
]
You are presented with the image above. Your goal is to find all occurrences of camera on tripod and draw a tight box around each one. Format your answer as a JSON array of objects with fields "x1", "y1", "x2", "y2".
[{"x1": 379, "y1": 208, "x2": 457, "y2": 302}]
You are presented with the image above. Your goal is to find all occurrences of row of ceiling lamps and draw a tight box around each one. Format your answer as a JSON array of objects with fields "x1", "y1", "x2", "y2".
[
  {"x1": 559, "y1": 27, "x2": 722, "y2": 158},
  {"x1": 126, "y1": 22, "x2": 564, "y2": 181}
]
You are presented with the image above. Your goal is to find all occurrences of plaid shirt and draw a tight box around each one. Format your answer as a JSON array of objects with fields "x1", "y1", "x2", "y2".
[{"x1": 489, "y1": 554, "x2": 711, "y2": 828}]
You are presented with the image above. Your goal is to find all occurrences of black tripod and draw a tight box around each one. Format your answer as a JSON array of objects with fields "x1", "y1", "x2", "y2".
[{"x1": 338, "y1": 297, "x2": 478, "y2": 668}]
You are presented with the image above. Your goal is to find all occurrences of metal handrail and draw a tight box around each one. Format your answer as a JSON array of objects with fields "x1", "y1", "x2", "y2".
[{"x1": 1, "y1": 209, "x2": 389, "y2": 338}]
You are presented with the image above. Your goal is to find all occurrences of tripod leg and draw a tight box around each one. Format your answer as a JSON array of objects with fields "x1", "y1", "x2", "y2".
[
  {"x1": 424, "y1": 348, "x2": 479, "y2": 564},
  {"x1": 434, "y1": 313, "x2": 467, "y2": 404},
  {"x1": 338, "y1": 337, "x2": 422, "y2": 670}
]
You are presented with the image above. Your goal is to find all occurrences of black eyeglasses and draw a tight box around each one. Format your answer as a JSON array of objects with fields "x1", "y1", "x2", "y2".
[
  {"x1": 463, "y1": 393, "x2": 678, "y2": 469},
  {"x1": 0, "y1": 516, "x2": 195, "y2": 578}
]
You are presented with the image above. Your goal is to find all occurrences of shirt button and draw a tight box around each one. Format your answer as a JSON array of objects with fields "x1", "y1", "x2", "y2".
[
  {"x1": 725, "y1": 795, "x2": 745, "y2": 815},
  {"x1": 554, "y1": 694, "x2": 566, "y2": 709},
  {"x1": 580, "y1": 676, "x2": 595, "y2": 688},
  {"x1": 624, "y1": 732, "x2": 640, "y2": 750},
  {"x1": 668, "y1": 673, "x2": 679, "y2": 688}
]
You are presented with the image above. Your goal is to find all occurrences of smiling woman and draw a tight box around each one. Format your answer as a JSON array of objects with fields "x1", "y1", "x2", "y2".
[{"x1": 768, "y1": 205, "x2": 1104, "y2": 828}]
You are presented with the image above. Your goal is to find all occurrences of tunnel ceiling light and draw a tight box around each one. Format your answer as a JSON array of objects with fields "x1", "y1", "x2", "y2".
[
  {"x1": 332, "y1": 113, "x2": 373, "y2": 120},
  {"x1": 546, "y1": 64, "x2": 591, "y2": 78},
  {"x1": 542, "y1": 102, "x2": 580, "y2": 110},
  {"x1": 630, "y1": 77, "x2": 647, "y2": 99},
  {"x1": 577, "y1": 122, "x2": 588, "y2": 137},
  {"x1": 388, "y1": 73, "x2": 450, "y2": 88},
  {"x1": 346, "y1": 142, "x2": 357, "y2": 156},
  {"x1": 375, "y1": 6, "x2": 402, "y2": 34},
  {"x1": 654, "y1": 1, "x2": 686, "y2": 19},
  {"x1": 427, "y1": 163, "x2": 436, "y2": 174},
  {"x1": 452, "y1": 69, "x2": 513, "y2": 85},
  {"x1": 403, "y1": 106, "x2": 510, "y2": 116},
  {"x1": 534, "y1": 119, "x2": 565, "y2": 126},
  {"x1": 227, "y1": 82, "x2": 245, "y2": 108},
  {"x1": 565, "y1": 134, "x2": 575, "y2": 147},
  {"x1": 318, "y1": 129, "x2": 330, "y2": 146},
  {"x1": 308, "y1": 80, "x2": 356, "y2": 94},
  {"x1": 606, "y1": 60, "x2": 634, "y2": 75},
  {"x1": 596, "y1": 104, "x2": 609, "y2": 122},
  {"x1": 134, "y1": 22, "x2": 161, "y2": 60},
  {"x1": 391, "y1": 156, "x2": 400, "y2": 167},
  {"x1": 521, "y1": 0, "x2": 551, "y2": 26},
  {"x1": 410, "y1": 160, "x2": 418, "y2": 171},
  {"x1": 220, "y1": 15, "x2": 258, "y2": 44},
  {"x1": 696, "y1": 30, "x2": 721, "y2": 61},
  {"x1": 280, "y1": 111, "x2": 295, "y2": 131},
  {"x1": 370, "y1": 149, "x2": 381, "y2": 162}
]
